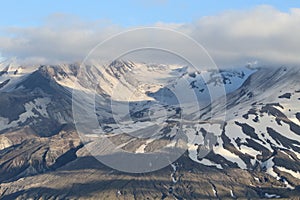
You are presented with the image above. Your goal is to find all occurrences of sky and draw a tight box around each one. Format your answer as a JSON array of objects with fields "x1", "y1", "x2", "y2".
[
  {"x1": 0, "y1": 0, "x2": 299, "y2": 27},
  {"x1": 0, "y1": 1, "x2": 300, "y2": 67}
]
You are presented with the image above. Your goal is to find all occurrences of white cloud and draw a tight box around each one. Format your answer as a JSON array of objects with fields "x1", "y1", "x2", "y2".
[
  {"x1": 182, "y1": 5, "x2": 300, "y2": 67},
  {"x1": 0, "y1": 13, "x2": 123, "y2": 64},
  {"x1": 0, "y1": 6, "x2": 300, "y2": 67}
]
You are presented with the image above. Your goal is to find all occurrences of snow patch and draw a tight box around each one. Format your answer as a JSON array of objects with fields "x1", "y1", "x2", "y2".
[
  {"x1": 277, "y1": 166, "x2": 300, "y2": 179},
  {"x1": 264, "y1": 193, "x2": 280, "y2": 198}
]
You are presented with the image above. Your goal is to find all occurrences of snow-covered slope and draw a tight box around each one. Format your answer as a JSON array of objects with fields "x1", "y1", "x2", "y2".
[
  {"x1": 6, "y1": 60, "x2": 297, "y2": 171},
  {"x1": 69, "y1": 60, "x2": 255, "y2": 141},
  {"x1": 1, "y1": 60, "x2": 300, "y2": 198},
  {"x1": 42, "y1": 60, "x2": 254, "y2": 102},
  {"x1": 0, "y1": 59, "x2": 255, "y2": 149},
  {"x1": 0, "y1": 59, "x2": 37, "y2": 92},
  {"x1": 0, "y1": 63, "x2": 73, "y2": 136},
  {"x1": 187, "y1": 66, "x2": 300, "y2": 188}
]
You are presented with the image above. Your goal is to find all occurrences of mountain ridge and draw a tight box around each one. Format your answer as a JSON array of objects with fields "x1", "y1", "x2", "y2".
[{"x1": 0, "y1": 61, "x2": 299, "y2": 199}]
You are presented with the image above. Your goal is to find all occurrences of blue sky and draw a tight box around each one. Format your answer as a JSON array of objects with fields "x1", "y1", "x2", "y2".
[
  {"x1": 1, "y1": 1, "x2": 300, "y2": 66},
  {"x1": 0, "y1": 0, "x2": 299, "y2": 27}
]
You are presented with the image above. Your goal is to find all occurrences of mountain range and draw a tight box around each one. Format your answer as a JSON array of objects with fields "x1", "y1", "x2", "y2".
[{"x1": 0, "y1": 59, "x2": 300, "y2": 199}]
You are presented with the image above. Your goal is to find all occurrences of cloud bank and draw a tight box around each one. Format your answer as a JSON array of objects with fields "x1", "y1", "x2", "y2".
[{"x1": 1, "y1": 6, "x2": 300, "y2": 67}]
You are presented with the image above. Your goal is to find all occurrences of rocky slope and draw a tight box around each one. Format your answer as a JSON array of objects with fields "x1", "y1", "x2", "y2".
[{"x1": 0, "y1": 60, "x2": 300, "y2": 199}]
